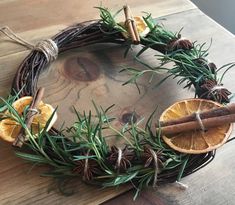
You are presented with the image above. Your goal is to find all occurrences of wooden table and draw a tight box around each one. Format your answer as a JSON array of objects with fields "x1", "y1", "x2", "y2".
[{"x1": 0, "y1": 0, "x2": 235, "y2": 204}]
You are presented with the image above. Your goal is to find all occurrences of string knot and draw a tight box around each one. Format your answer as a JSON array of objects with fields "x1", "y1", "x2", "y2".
[{"x1": 0, "y1": 26, "x2": 58, "y2": 63}]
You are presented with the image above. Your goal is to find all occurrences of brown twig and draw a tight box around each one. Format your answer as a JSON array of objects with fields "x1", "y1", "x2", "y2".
[
  {"x1": 157, "y1": 113, "x2": 235, "y2": 135},
  {"x1": 123, "y1": 5, "x2": 140, "y2": 44},
  {"x1": 160, "y1": 103, "x2": 235, "y2": 127},
  {"x1": 13, "y1": 87, "x2": 45, "y2": 147},
  {"x1": 8, "y1": 12, "x2": 228, "y2": 186}
]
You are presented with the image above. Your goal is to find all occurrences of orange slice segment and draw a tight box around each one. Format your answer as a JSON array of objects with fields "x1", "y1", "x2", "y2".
[
  {"x1": 120, "y1": 16, "x2": 150, "y2": 38},
  {"x1": 0, "y1": 96, "x2": 57, "y2": 142},
  {"x1": 133, "y1": 16, "x2": 150, "y2": 37},
  {"x1": 159, "y1": 99, "x2": 233, "y2": 154}
]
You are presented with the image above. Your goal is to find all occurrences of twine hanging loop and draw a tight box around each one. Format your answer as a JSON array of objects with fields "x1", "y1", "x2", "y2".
[{"x1": 0, "y1": 26, "x2": 58, "y2": 63}]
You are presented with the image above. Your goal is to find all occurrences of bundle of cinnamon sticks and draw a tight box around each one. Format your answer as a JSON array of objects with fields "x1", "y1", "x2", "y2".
[
  {"x1": 157, "y1": 103, "x2": 235, "y2": 135},
  {"x1": 13, "y1": 87, "x2": 44, "y2": 147},
  {"x1": 123, "y1": 5, "x2": 140, "y2": 44}
]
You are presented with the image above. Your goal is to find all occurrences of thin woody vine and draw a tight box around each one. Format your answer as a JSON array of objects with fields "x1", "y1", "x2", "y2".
[{"x1": 0, "y1": 5, "x2": 234, "y2": 199}]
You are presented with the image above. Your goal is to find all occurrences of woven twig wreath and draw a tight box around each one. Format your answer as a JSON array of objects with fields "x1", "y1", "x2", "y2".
[{"x1": 1, "y1": 6, "x2": 234, "y2": 197}]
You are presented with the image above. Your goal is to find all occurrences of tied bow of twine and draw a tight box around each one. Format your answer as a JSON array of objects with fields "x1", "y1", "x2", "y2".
[{"x1": 0, "y1": 26, "x2": 58, "y2": 63}]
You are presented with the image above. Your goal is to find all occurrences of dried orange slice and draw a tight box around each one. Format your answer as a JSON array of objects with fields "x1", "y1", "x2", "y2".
[
  {"x1": 0, "y1": 96, "x2": 57, "y2": 142},
  {"x1": 159, "y1": 99, "x2": 233, "y2": 154},
  {"x1": 120, "y1": 16, "x2": 150, "y2": 38},
  {"x1": 133, "y1": 16, "x2": 150, "y2": 37}
]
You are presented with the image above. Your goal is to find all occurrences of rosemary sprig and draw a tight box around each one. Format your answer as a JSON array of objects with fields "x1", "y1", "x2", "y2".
[
  {"x1": 96, "y1": 6, "x2": 127, "y2": 33},
  {"x1": 0, "y1": 7, "x2": 227, "y2": 199},
  {"x1": 96, "y1": 7, "x2": 234, "y2": 103},
  {"x1": 0, "y1": 95, "x2": 189, "y2": 198}
]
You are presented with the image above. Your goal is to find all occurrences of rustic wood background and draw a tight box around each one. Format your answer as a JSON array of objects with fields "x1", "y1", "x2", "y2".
[{"x1": 0, "y1": 0, "x2": 235, "y2": 204}]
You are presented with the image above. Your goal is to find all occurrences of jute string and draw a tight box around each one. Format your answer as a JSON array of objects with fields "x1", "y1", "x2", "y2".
[
  {"x1": 116, "y1": 147, "x2": 122, "y2": 171},
  {"x1": 210, "y1": 85, "x2": 226, "y2": 92},
  {"x1": 0, "y1": 26, "x2": 58, "y2": 63},
  {"x1": 27, "y1": 108, "x2": 40, "y2": 115},
  {"x1": 175, "y1": 181, "x2": 188, "y2": 190},
  {"x1": 149, "y1": 148, "x2": 159, "y2": 188},
  {"x1": 195, "y1": 112, "x2": 206, "y2": 131},
  {"x1": 84, "y1": 150, "x2": 90, "y2": 180}
]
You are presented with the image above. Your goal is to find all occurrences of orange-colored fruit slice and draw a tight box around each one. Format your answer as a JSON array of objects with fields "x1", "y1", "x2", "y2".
[
  {"x1": 159, "y1": 99, "x2": 233, "y2": 154},
  {"x1": 0, "y1": 96, "x2": 57, "y2": 142},
  {"x1": 120, "y1": 16, "x2": 150, "y2": 38},
  {"x1": 133, "y1": 16, "x2": 150, "y2": 37}
]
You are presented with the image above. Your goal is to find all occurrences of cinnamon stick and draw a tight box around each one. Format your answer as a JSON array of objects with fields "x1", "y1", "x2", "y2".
[
  {"x1": 157, "y1": 113, "x2": 235, "y2": 135},
  {"x1": 123, "y1": 5, "x2": 140, "y2": 44},
  {"x1": 160, "y1": 103, "x2": 235, "y2": 127},
  {"x1": 128, "y1": 6, "x2": 140, "y2": 43},
  {"x1": 13, "y1": 87, "x2": 45, "y2": 147}
]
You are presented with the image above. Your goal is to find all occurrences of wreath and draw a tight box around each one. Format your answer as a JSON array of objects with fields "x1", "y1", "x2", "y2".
[{"x1": 0, "y1": 6, "x2": 234, "y2": 199}]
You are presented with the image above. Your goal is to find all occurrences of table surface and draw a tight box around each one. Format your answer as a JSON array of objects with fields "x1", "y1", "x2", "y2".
[{"x1": 0, "y1": 1, "x2": 235, "y2": 205}]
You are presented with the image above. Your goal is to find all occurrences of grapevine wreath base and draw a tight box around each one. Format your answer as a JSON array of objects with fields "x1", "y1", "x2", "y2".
[{"x1": 0, "y1": 6, "x2": 235, "y2": 198}]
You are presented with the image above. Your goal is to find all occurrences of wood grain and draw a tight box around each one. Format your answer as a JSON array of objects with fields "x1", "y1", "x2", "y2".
[
  {"x1": 104, "y1": 9, "x2": 235, "y2": 205},
  {"x1": 0, "y1": 140, "x2": 129, "y2": 205},
  {"x1": 0, "y1": 0, "x2": 235, "y2": 204},
  {"x1": 0, "y1": 0, "x2": 196, "y2": 32},
  {"x1": 0, "y1": 25, "x2": 65, "y2": 58},
  {"x1": 0, "y1": 0, "x2": 195, "y2": 58},
  {"x1": 39, "y1": 44, "x2": 190, "y2": 130}
]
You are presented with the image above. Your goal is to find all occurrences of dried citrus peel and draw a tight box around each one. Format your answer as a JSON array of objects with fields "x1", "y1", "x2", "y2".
[
  {"x1": 133, "y1": 16, "x2": 150, "y2": 37},
  {"x1": 159, "y1": 99, "x2": 233, "y2": 154},
  {"x1": 0, "y1": 96, "x2": 57, "y2": 142},
  {"x1": 120, "y1": 16, "x2": 150, "y2": 38}
]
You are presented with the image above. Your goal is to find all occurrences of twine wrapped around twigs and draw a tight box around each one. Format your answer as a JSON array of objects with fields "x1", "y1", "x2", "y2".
[
  {"x1": 13, "y1": 87, "x2": 45, "y2": 147},
  {"x1": 149, "y1": 148, "x2": 159, "y2": 188},
  {"x1": 7, "y1": 15, "x2": 216, "y2": 186},
  {"x1": 0, "y1": 26, "x2": 58, "y2": 63},
  {"x1": 2, "y1": 6, "x2": 233, "y2": 195}
]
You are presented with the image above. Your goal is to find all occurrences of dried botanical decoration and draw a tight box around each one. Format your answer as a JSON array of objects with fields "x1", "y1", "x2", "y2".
[
  {"x1": 142, "y1": 146, "x2": 163, "y2": 168},
  {"x1": 198, "y1": 79, "x2": 231, "y2": 103},
  {"x1": 193, "y1": 58, "x2": 217, "y2": 74},
  {"x1": 107, "y1": 146, "x2": 134, "y2": 171},
  {"x1": 167, "y1": 37, "x2": 193, "y2": 51},
  {"x1": 0, "y1": 6, "x2": 234, "y2": 200},
  {"x1": 73, "y1": 151, "x2": 101, "y2": 181}
]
